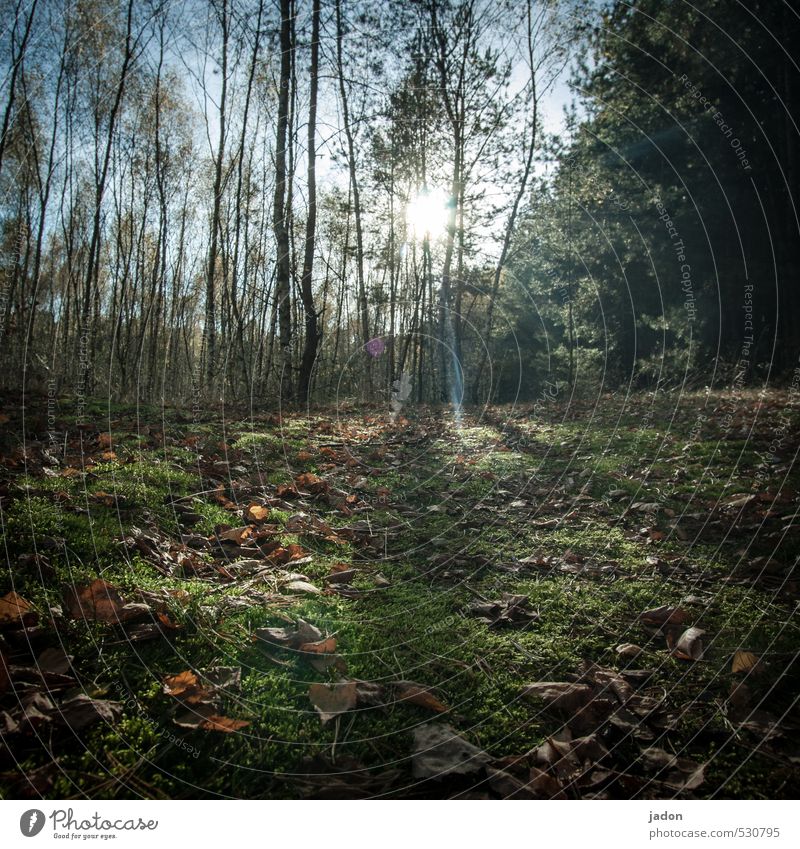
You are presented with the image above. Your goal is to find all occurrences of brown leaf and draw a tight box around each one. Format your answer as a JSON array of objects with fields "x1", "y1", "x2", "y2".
[
  {"x1": 283, "y1": 579, "x2": 321, "y2": 595},
  {"x1": 59, "y1": 694, "x2": 122, "y2": 731},
  {"x1": 163, "y1": 670, "x2": 215, "y2": 705},
  {"x1": 640, "y1": 605, "x2": 688, "y2": 630},
  {"x1": 308, "y1": 681, "x2": 357, "y2": 724},
  {"x1": 295, "y1": 472, "x2": 328, "y2": 495},
  {"x1": 521, "y1": 681, "x2": 594, "y2": 712},
  {"x1": 299, "y1": 636, "x2": 337, "y2": 655},
  {"x1": 0, "y1": 591, "x2": 37, "y2": 628},
  {"x1": 528, "y1": 765, "x2": 568, "y2": 799},
  {"x1": 732, "y1": 650, "x2": 760, "y2": 674},
  {"x1": 639, "y1": 747, "x2": 706, "y2": 791},
  {"x1": 673, "y1": 627, "x2": 706, "y2": 661},
  {"x1": 244, "y1": 503, "x2": 270, "y2": 522},
  {"x1": 411, "y1": 723, "x2": 490, "y2": 778},
  {"x1": 615, "y1": 643, "x2": 643, "y2": 660},
  {"x1": 37, "y1": 647, "x2": 72, "y2": 675},
  {"x1": 200, "y1": 714, "x2": 250, "y2": 733},
  {"x1": 325, "y1": 568, "x2": 357, "y2": 584},
  {"x1": 255, "y1": 619, "x2": 322, "y2": 649},
  {"x1": 173, "y1": 702, "x2": 249, "y2": 732},
  {"x1": 64, "y1": 579, "x2": 144, "y2": 624},
  {"x1": 217, "y1": 525, "x2": 253, "y2": 545},
  {"x1": 533, "y1": 732, "x2": 609, "y2": 781},
  {"x1": 393, "y1": 681, "x2": 448, "y2": 713}
]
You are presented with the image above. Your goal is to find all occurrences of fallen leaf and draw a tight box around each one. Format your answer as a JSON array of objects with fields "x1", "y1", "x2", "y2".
[
  {"x1": 615, "y1": 643, "x2": 643, "y2": 660},
  {"x1": 0, "y1": 592, "x2": 37, "y2": 628},
  {"x1": 299, "y1": 637, "x2": 337, "y2": 655},
  {"x1": 244, "y1": 503, "x2": 270, "y2": 522},
  {"x1": 521, "y1": 682, "x2": 594, "y2": 712},
  {"x1": 255, "y1": 619, "x2": 322, "y2": 649},
  {"x1": 283, "y1": 580, "x2": 321, "y2": 595},
  {"x1": 216, "y1": 525, "x2": 253, "y2": 545},
  {"x1": 309, "y1": 681, "x2": 357, "y2": 724},
  {"x1": 325, "y1": 569, "x2": 357, "y2": 584},
  {"x1": 37, "y1": 647, "x2": 72, "y2": 675},
  {"x1": 731, "y1": 650, "x2": 760, "y2": 674},
  {"x1": 64, "y1": 579, "x2": 146, "y2": 624},
  {"x1": 639, "y1": 605, "x2": 688, "y2": 630},
  {"x1": 59, "y1": 694, "x2": 122, "y2": 730},
  {"x1": 393, "y1": 681, "x2": 448, "y2": 713},
  {"x1": 411, "y1": 723, "x2": 490, "y2": 778},
  {"x1": 163, "y1": 670, "x2": 215, "y2": 705},
  {"x1": 673, "y1": 627, "x2": 706, "y2": 661},
  {"x1": 295, "y1": 472, "x2": 328, "y2": 494},
  {"x1": 639, "y1": 746, "x2": 706, "y2": 791},
  {"x1": 173, "y1": 702, "x2": 249, "y2": 732},
  {"x1": 466, "y1": 594, "x2": 538, "y2": 629}
]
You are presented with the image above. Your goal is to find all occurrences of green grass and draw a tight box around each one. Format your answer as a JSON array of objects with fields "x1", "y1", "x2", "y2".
[{"x1": 1, "y1": 390, "x2": 798, "y2": 798}]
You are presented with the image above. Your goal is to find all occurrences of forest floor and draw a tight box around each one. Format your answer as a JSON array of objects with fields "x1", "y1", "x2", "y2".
[{"x1": 1, "y1": 389, "x2": 799, "y2": 799}]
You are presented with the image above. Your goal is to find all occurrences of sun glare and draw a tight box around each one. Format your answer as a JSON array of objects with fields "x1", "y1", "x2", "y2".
[{"x1": 406, "y1": 187, "x2": 449, "y2": 240}]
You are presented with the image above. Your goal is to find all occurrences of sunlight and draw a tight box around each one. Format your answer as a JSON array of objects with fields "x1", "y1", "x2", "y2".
[{"x1": 406, "y1": 187, "x2": 449, "y2": 240}]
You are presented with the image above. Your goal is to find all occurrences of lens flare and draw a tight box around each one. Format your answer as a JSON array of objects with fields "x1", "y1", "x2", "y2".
[{"x1": 406, "y1": 187, "x2": 449, "y2": 239}]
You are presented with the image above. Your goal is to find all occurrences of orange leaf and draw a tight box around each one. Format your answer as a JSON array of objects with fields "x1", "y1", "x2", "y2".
[
  {"x1": 394, "y1": 681, "x2": 448, "y2": 713},
  {"x1": 0, "y1": 591, "x2": 36, "y2": 627},
  {"x1": 162, "y1": 670, "x2": 214, "y2": 704},
  {"x1": 245, "y1": 503, "x2": 270, "y2": 522},
  {"x1": 201, "y1": 715, "x2": 250, "y2": 733},
  {"x1": 295, "y1": 472, "x2": 328, "y2": 494},
  {"x1": 299, "y1": 637, "x2": 337, "y2": 654},
  {"x1": 732, "y1": 650, "x2": 760, "y2": 674}
]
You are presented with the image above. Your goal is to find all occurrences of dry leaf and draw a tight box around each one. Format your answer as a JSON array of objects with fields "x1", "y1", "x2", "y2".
[
  {"x1": 59, "y1": 694, "x2": 121, "y2": 730},
  {"x1": 283, "y1": 580, "x2": 321, "y2": 595},
  {"x1": 163, "y1": 670, "x2": 215, "y2": 704},
  {"x1": 295, "y1": 472, "x2": 328, "y2": 494},
  {"x1": 615, "y1": 643, "x2": 643, "y2": 660},
  {"x1": 245, "y1": 503, "x2": 270, "y2": 522},
  {"x1": 673, "y1": 627, "x2": 705, "y2": 661},
  {"x1": 640, "y1": 605, "x2": 688, "y2": 630},
  {"x1": 731, "y1": 650, "x2": 760, "y2": 674},
  {"x1": 173, "y1": 702, "x2": 249, "y2": 732},
  {"x1": 308, "y1": 681, "x2": 357, "y2": 723},
  {"x1": 521, "y1": 681, "x2": 594, "y2": 712},
  {"x1": 393, "y1": 681, "x2": 448, "y2": 713},
  {"x1": 37, "y1": 647, "x2": 72, "y2": 675},
  {"x1": 411, "y1": 723, "x2": 489, "y2": 778},
  {"x1": 299, "y1": 637, "x2": 337, "y2": 655},
  {"x1": 217, "y1": 525, "x2": 253, "y2": 545},
  {"x1": 0, "y1": 592, "x2": 36, "y2": 628},
  {"x1": 64, "y1": 579, "x2": 146, "y2": 624}
]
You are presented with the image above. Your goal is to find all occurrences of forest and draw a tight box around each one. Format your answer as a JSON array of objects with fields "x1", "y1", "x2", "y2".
[
  {"x1": 0, "y1": 0, "x2": 798, "y2": 803},
  {"x1": 2, "y1": 0, "x2": 797, "y2": 405}
]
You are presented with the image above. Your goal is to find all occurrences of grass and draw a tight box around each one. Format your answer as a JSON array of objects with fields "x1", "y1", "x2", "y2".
[{"x1": 1, "y1": 389, "x2": 798, "y2": 799}]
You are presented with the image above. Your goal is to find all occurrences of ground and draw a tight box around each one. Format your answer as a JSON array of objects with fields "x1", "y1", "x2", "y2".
[{"x1": 0, "y1": 388, "x2": 798, "y2": 799}]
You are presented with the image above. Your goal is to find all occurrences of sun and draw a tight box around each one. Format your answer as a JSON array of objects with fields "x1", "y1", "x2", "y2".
[{"x1": 406, "y1": 187, "x2": 449, "y2": 240}]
